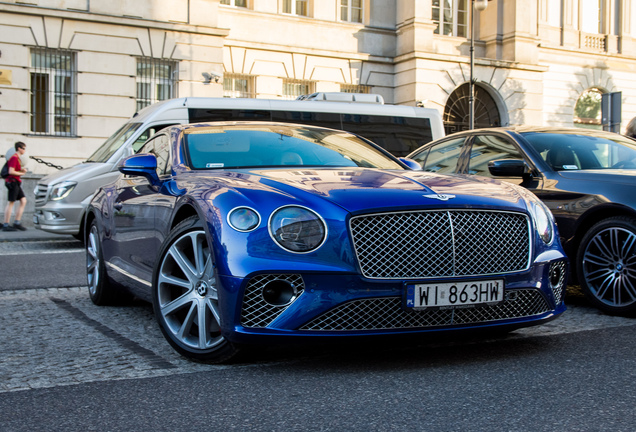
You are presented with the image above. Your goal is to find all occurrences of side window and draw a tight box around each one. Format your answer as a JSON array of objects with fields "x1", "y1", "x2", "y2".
[
  {"x1": 468, "y1": 135, "x2": 524, "y2": 178},
  {"x1": 410, "y1": 137, "x2": 465, "y2": 174},
  {"x1": 152, "y1": 134, "x2": 171, "y2": 175},
  {"x1": 138, "y1": 134, "x2": 170, "y2": 176},
  {"x1": 132, "y1": 124, "x2": 176, "y2": 153}
]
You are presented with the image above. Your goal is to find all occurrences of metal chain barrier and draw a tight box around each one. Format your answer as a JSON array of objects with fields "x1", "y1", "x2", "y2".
[{"x1": 1, "y1": 154, "x2": 64, "y2": 170}]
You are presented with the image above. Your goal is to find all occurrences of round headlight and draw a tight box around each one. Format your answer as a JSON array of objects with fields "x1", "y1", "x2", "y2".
[
  {"x1": 269, "y1": 206, "x2": 326, "y2": 253},
  {"x1": 228, "y1": 207, "x2": 261, "y2": 232},
  {"x1": 530, "y1": 200, "x2": 554, "y2": 244}
]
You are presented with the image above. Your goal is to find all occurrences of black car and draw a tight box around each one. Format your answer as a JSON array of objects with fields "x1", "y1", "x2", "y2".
[{"x1": 407, "y1": 126, "x2": 636, "y2": 316}]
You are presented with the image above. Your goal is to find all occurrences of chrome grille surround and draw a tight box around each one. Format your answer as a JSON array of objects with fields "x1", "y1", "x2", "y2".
[
  {"x1": 34, "y1": 183, "x2": 49, "y2": 206},
  {"x1": 299, "y1": 289, "x2": 550, "y2": 331},
  {"x1": 350, "y1": 210, "x2": 531, "y2": 279},
  {"x1": 240, "y1": 274, "x2": 305, "y2": 328}
]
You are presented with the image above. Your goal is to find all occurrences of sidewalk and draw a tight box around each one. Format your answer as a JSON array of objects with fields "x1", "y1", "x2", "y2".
[{"x1": 0, "y1": 217, "x2": 78, "y2": 243}]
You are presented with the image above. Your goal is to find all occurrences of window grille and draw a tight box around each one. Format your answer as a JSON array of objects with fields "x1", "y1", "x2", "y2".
[
  {"x1": 432, "y1": 0, "x2": 468, "y2": 37},
  {"x1": 283, "y1": 0, "x2": 308, "y2": 16},
  {"x1": 282, "y1": 79, "x2": 315, "y2": 100},
  {"x1": 30, "y1": 48, "x2": 77, "y2": 136},
  {"x1": 341, "y1": 0, "x2": 362, "y2": 23},
  {"x1": 340, "y1": 84, "x2": 371, "y2": 93},
  {"x1": 220, "y1": 0, "x2": 247, "y2": 7},
  {"x1": 136, "y1": 58, "x2": 178, "y2": 111},
  {"x1": 223, "y1": 74, "x2": 255, "y2": 98}
]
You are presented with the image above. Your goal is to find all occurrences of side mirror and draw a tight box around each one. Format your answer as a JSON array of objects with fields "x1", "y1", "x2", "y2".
[
  {"x1": 119, "y1": 153, "x2": 160, "y2": 185},
  {"x1": 399, "y1": 157, "x2": 423, "y2": 171},
  {"x1": 488, "y1": 159, "x2": 528, "y2": 177}
]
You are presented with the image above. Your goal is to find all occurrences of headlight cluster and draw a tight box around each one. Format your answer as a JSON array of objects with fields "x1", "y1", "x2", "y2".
[
  {"x1": 227, "y1": 205, "x2": 327, "y2": 253},
  {"x1": 514, "y1": 185, "x2": 554, "y2": 244},
  {"x1": 49, "y1": 181, "x2": 77, "y2": 201}
]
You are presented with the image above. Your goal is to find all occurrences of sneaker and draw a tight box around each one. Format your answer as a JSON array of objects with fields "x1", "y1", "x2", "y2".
[
  {"x1": 2, "y1": 224, "x2": 17, "y2": 232},
  {"x1": 12, "y1": 223, "x2": 27, "y2": 231}
]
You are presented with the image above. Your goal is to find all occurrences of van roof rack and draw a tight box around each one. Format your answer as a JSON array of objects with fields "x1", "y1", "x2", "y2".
[{"x1": 297, "y1": 92, "x2": 384, "y2": 104}]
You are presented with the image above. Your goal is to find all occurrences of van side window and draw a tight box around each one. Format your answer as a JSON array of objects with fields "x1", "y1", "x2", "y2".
[
  {"x1": 342, "y1": 115, "x2": 433, "y2": 157},
  {"x1": 411, "y1": 137, "x2": 465, "y2": 174},
  {"x1": 189, "y1": 109, "x2": 271, "y2": 122},
  {"x1": 132, "y1": 124, "x2": 177, "y2": 153},
  {"x1": 271, "y1": 111, "x2": 342, "y2": 131}
]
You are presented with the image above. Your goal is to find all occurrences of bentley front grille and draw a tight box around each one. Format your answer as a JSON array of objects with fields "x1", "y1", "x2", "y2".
[
  {"x1": 241, "y1": 274, "x2": 305, "y2": 328},
  {"x1": 350, "y1": 210, "x2": 530, "y2": 279},
  {"x1": 299, "y1": 289, "x2": 550, "y2": 331}
]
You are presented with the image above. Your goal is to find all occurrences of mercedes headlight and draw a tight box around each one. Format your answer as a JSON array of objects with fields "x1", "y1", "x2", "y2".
[
  {"x1": 269, "y1": 206, "x2": 327, "y2": 253},
  {"x1": 49, "y1": 181, "x2": 77, "y2": 201}
]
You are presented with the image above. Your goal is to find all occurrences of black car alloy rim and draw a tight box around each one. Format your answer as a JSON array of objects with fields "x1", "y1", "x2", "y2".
[
  {"x1": 86, "y1": 224, "x2": 100, "y2": 297},
  {"x1": 582, "y1": 226, "x2": 636, "y2": 308},
  {"x1": 156, "y1": 229, "x2": 224, "y2": 351}
]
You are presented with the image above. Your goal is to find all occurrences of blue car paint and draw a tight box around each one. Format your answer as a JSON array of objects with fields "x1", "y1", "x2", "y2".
[{"x1": 87, "y1": 122, "x2": 568, "y2": 350}]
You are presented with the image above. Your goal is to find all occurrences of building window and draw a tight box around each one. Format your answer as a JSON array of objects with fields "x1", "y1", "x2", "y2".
[
  {"x1": 283, "y1": 0, "x2": 308, "y2": 16},
  {"x1": 136, "y1": 58, "x2": 178, "y2": 111},
  {"x1": 581, "y1": 0, "x2": 603, "y2": 34},
  {"x1": 30, "y1": 48, "x2": 77, "y2": 136},
  {"x1": 432, "y1": 0, "x2": 468, "y2": 37},
  {"x1": 340, "y1": 84, "x2": 370, "y2": 93},
  {"x1": 282, "y1": 79, "x2": 315, "y2": 99},
  {"x1": 574, "y1": 87, "x2": 603, "y2": 130},
  {"x1": 341, "y1": 0, "x2": 362, "y2": 23},
  {"x1": 223, "y1": 74, "x2": 255, "y2": 98},
  {"x1": 220, "y1": 0, "x2": 247, "y2": 7}
]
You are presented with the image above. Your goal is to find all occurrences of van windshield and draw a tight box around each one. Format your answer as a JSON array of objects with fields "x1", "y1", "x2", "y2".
[{"x1": 87, "y1": 123, "x2": 142, "y2": 163}]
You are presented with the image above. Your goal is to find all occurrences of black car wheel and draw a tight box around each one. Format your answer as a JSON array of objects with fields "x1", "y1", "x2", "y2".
[
  {"x1": 577, "y1": 216, "x2": 636, "y2": 316},
  {"x1": 86, "y1": 220, "x2": 121, "y2": 305},
  {"x1": 152, "y1": 216, "x2": 239, "y2": 363}
]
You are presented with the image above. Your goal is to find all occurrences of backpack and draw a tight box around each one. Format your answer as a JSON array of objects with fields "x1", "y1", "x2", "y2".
[{"x1": 0, "y1": 162, "x2": 8, "y2": 179}]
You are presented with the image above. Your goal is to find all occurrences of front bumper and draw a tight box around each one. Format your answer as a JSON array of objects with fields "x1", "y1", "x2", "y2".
[
  {"x1": 33, "y1": 205, "x2": 84, "y2": 235},
  {"x1": 219, "y1": 259, "x2": 568, "y2": 344}
]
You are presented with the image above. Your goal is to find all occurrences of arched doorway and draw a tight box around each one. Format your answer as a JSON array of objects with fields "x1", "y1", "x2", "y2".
[
  {"x1": 573, "y1": 87, "x2": 604, "y2": 130},
  {"x1": 443, "y1": 83, "x2": 502, "y2": 134}
]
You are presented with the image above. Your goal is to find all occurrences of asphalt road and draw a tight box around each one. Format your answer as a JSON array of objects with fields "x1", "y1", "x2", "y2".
[{"x1": 1, "y1": 238, "x2": 635, "y2": 431}]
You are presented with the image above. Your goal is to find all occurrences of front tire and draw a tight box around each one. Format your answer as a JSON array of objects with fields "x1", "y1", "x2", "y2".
[
  {"x1": 86, "y1": 220, "x2": 124, "y2": 305},
  {"x1": 577, "y1": 216, "x2": 636, "y2": 316},
  {"x1": 152, "y1": 216, "x2": 239, "y2": 363}
]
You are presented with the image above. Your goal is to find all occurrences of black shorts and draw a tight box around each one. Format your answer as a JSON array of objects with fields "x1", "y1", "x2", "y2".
[{"x1": 5, "y1": 181, "x2": 25, "y2": 202}]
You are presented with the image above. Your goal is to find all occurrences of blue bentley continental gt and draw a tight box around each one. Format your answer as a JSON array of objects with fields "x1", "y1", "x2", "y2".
[{"x1": 85, "y1": 122, "x2": 568, "y2": 362}]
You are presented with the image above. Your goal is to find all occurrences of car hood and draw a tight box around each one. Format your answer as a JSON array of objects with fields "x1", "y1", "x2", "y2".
[
  {"x1": 39, "y1": 162, "x2": 112, "y2": 186},
  {"x1": 225, "y1": 168, "x2": 526, "y2": 214},
  {"x1": 556, "y1": 169, "x2": 636, "y2": 185}
]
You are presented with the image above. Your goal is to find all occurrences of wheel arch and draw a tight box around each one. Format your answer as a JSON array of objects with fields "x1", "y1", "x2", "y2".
[
  {"x1": 569, "y1": 203, "x2": 636, "y2": 277},
  {"x1": 170, "y1": 202, "x2": 201, "y2": 231}
]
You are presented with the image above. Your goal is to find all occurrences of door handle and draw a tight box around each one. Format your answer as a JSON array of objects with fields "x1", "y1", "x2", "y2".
[{"x1": 114, "y1": 202, "x2": 123, "y2": 211}]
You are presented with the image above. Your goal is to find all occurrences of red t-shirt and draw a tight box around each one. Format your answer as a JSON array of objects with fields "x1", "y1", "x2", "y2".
[{"x1": 6, "y1": 153, "x2": 22, "y2": 183}]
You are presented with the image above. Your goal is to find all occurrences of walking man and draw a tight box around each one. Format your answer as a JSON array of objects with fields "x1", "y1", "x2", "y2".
[{"x1": 3, "y1": 141, "x2": 28, "y2": 231}]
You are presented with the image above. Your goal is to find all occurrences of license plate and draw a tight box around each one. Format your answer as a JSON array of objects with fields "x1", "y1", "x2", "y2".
[{"x1": 405, "y1": 279, "x2": 504, "y2": 309}]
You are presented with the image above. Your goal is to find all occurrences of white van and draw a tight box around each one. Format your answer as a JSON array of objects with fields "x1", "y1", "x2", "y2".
[{"x1": 33, "y1": 94, "x2": 444, "y2": 238}]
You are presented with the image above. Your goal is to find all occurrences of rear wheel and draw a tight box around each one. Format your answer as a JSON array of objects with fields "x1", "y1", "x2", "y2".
[
  {"x1": 577, "y1": 216, "x2": 636, "y2": 316},
  {"x1": 152, "y1": 216, "x2": 239, "y2": 363}
]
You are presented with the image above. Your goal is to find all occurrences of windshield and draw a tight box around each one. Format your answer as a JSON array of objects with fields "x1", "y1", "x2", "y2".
[
  {"x1": 185, "y1": 125, "x2": 404, "y2": 170},
  {"x1": 87, "y1": 122, "x2": 142, "y2": 163},
  {"x1": 522, "y1": 131, "x2": 636, "y2": 171}
]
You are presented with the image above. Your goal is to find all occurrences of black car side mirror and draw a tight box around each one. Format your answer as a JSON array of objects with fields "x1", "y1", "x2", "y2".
[
  {"x1": 119, "y1": 153, "x2": 161, "y2": 186},
  {"x1": 488, "y1": 159, "x2": 529, "y2": 178}
]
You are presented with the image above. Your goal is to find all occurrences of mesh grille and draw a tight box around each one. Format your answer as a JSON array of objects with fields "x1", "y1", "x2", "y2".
[
  {"x1": 549, "y1": 260, "x2": 567, "y2": 305},
  {"x1": 350, "y1": 210, "x2": 530, "y2": 279},
  {"x1": 240, "y1": 274, "x2": 305, "y2": 328},
  {"x1": 299, "y1": 289, "x2": 550, "y2": 331}
]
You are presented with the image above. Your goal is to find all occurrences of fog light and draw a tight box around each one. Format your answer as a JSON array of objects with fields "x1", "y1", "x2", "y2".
[
  {"x1": 261, "y1": 279, "x2": 297, "y2": 306},
  {"x1": 549, "y1": 261, "x2": 565, "y2": 289}
]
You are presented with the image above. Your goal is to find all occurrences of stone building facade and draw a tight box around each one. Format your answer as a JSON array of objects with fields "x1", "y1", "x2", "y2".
[{"x1": 1, "y1": 0, "x2": 636, "y2": 175}]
